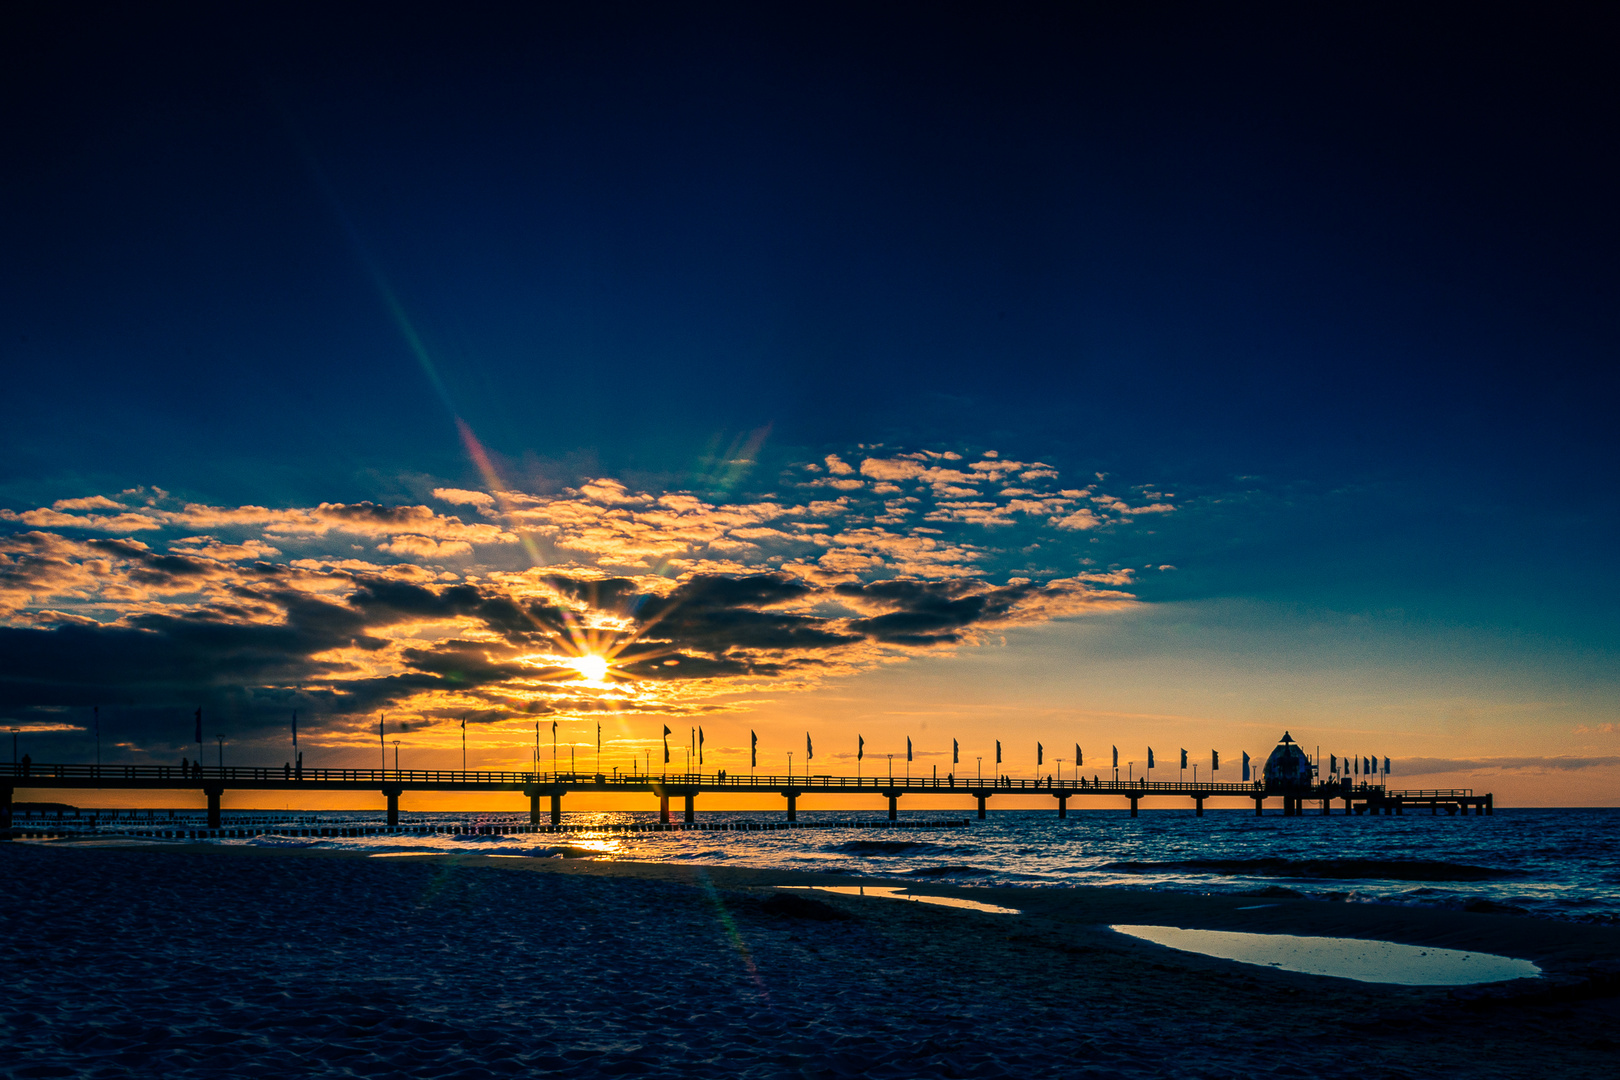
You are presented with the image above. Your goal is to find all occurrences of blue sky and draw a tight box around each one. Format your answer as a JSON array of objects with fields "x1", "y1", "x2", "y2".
[{"x1": 1, "y1": 4, "x2": 1615, "y2": 803}]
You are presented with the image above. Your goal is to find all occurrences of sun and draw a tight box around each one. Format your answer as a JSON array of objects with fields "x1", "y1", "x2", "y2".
[{"x1": 569, "y1": 654, "x2": 611, "y2": 683}]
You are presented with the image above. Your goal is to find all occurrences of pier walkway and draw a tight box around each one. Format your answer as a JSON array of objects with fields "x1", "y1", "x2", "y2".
[{"x1": 1, "y1": 762, "x2": 1493, "y2": 829}]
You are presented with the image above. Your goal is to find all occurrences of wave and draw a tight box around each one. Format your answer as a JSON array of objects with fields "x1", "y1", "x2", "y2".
[
  {"x1": 1101, "y1": 858, "x2": 1522, "y2": 882},
  {"x1": 902, "y1": 865, "x2": 996, "y2": 877},
  {"x1": 826, "y1": 840, "x2": 960, "y2": 856}
]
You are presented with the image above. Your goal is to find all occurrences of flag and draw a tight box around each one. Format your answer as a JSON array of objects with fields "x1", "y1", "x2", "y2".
[
  {"x1": 750, "y1": 730, "x2": 757, "y2": 768},
  {"x1": 1180, "y1": 748, "x2": 1188, "y2": 769},
  {"x1": 379, "y1": 715, "x2": 385, "y2": 749},
  {"x1": 698, "y1": 727, "x2": 704, "y2": 765},
  {"x1": 663, "y1": 725, "x2": 671, "y2": 763},
  {"x1": 1384, "y1": 756, "x2": 1391, "y2": 774},
  {"x1": 1330, "y1": 754, "x2": 1337, "y2": 774},
  {"x1": 1364, "y1": 756, "x2": 1370, "y2": 775},
  {"x1": 1242, "y1": 751, "x2": 1251, "y2": 781},
  {"x1": 1076, "y1": 744, "x2": 1082, "y2": 768},
  {"x1": 907, "y1": 737, "x2": 912, "y2": 762},
  {"x1": 194, "y1": 707, "x2": 202, "y2": 743},
  {"x1": 1212, "y1": 749, "x2": 1219, "y2": 771},
  {"x1": 807, "y1": 732, "x2": 813, "y2": 761},
  {"x1": 995, "y1": 740, "x2": 1001, "y2": 764},
  {"x1": 858, "y1": 735, "x2": 864, "y2": 761},
  {"x1": 952, "y1": 738, "x2": 959, "y2": 764},
  {"x1": 1147, "y1": 747, "x2": 1155, "y2": 769},
  {"x1": 1112, "y1": 745, "x2": 1118, "y2": 769},
  {"x1": 1037, "y1": 742, "x2": 1042, "y2": 766}
]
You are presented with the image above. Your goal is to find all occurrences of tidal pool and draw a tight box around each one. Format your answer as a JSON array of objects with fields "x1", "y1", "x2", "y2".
[
  {"x1": 1110, "y1": 924, "x2": 1541, "y2": 985},
  {"x1": 780, "y1": 885, "x2": 1021, "y2": 915}
]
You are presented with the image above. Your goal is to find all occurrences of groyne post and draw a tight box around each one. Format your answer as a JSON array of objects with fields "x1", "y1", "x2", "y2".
[
  {"x1": 206, "y1": 785, "x2": 223, "y2": 828},
  {"x1": 381, "y1": 786, "x2": 400, "y2": 827},
  {"x1": 683, "y1": 792, "x2": 695, "y2": 823}
]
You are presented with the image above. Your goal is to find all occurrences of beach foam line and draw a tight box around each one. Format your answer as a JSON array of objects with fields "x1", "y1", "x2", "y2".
[
  {"x1": 1110, "y1": 924, "x2": 1542, "y2": 985},
  {"x1": 779, "y1": 885, "x2": 1021, "y2": 915},
  {"x1": 1102, "y1": 857, "x2": 1521, "y2": 882},
  {"x1": 13, "y1": 818, "x2": 974, "y2": 843}
]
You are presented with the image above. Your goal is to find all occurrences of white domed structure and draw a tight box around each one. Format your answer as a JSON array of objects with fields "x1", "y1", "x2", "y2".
[{"x1": 1262, "y1": 732, "x2": 1315, "y2": 791}]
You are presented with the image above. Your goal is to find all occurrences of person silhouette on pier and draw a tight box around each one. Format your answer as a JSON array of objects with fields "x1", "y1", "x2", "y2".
[{"x1": 284, "y1": 762, "x2": 291, "y2": 779}]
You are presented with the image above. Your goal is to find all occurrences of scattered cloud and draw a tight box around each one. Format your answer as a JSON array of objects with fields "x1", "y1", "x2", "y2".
[{"x1": 0, "y1": 445, "x2": 1174, "y2": 754}]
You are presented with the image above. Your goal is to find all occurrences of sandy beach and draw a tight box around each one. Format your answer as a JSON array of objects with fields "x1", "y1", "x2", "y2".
[{"x1": 3, "y1": 841, "x2": 1617, "y2": 1080}]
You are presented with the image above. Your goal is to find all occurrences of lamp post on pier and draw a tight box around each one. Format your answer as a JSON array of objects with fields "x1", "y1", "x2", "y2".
[
  {"x1": 215, "y1": 734, "x2": 224, "y2": 770},
  {"x1": 392, "y1": 739, "x2": 400, "y2": 773}
]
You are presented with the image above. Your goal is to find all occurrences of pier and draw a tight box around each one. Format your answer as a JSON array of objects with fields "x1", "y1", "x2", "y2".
[{"x1": 0, "y1": 762, "x2": 1492, "y2": 830}]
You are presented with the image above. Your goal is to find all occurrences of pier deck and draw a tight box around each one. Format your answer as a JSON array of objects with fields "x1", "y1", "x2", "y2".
[{"x1": 1, "y1": 762, "x2": 1493, "y2": 829}]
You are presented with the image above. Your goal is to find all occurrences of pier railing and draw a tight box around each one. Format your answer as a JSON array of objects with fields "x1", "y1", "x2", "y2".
[{"x1": 0, "y1": 761, "x2": 1382, "y2": 796}]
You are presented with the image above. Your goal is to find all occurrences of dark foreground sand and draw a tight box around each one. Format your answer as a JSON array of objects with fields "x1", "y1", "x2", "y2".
[{"x1": 2, "y1": 842, "x2": 1616, "y2": 1079}]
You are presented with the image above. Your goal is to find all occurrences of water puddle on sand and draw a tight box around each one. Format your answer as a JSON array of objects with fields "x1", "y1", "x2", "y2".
[
  {"x1": 781, "y1": 885, "x2": 1020, "y2": 915},
  {"x1": 1111, "y1": 925, "x2": 1540, "y2": 985}
]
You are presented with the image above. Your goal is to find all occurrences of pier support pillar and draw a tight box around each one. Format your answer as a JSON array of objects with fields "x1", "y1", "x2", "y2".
[
  {"x1": 1485, "y1": 794, "x2": 1494, "y2": 816},
  {"x1": 1322, "y1": 800, "x2": 1330, "y2": 815},
  {"x1": 1056, "y1": 794, "x2": 1068, "y2": 819},
  {"x1": 1194, "y1": 797, "x2": 1204, "y2": 817},
  {"x1": 206, "y1": 786, "x2": 223, "y2": 829},
  {"x1": 529, "y1": 791, "x2": 540, "y2": 826},
  {"x1": 660, "y1": 792, "x2": 670, "y2": 824},
  {"x1": 1344, "y1": 797, "x2": 1352, "y2": 815},
  {"x1": 1254, "y1": 797, "x2": 1264, "y2": 817},
  {"x1": 887, "y1": 793, "x2": 898, "y2": 821},
  {"x1": 976, "y1": 794, "x2": 987, "y2": 820},
  {"x1": 785, "y1": 792, "x2": 797, "y2": 822},
  {"x1": 381, "y1": 787, "x2": 400, "y2": 828},
  {"x1": 684, "y1": 793, "x2": 695, "y2": 824},
  {"x1": 1129, "y1": 797, "x2": 1139, "y2": 818},
  {"x1": 1, "y1": 784, "x2": 12, "y2": 833},
  {"x1": 550, "y1": 793, "x2": 562, "y2": 825}
]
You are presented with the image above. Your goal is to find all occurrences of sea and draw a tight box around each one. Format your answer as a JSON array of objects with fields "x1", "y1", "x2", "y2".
[{"x1": 33, "y1": 806, "x2": 1620, "y2": 925}]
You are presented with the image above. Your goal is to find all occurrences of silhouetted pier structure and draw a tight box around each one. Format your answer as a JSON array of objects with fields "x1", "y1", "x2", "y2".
[{"x1": 1, "y1": 762, "x2": 1492, "y2": 830}]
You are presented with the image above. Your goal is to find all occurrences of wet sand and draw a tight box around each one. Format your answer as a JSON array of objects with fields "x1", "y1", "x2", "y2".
[{"x1": 3, "y1": 840, "x2": 1617, "y2": 1079}]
